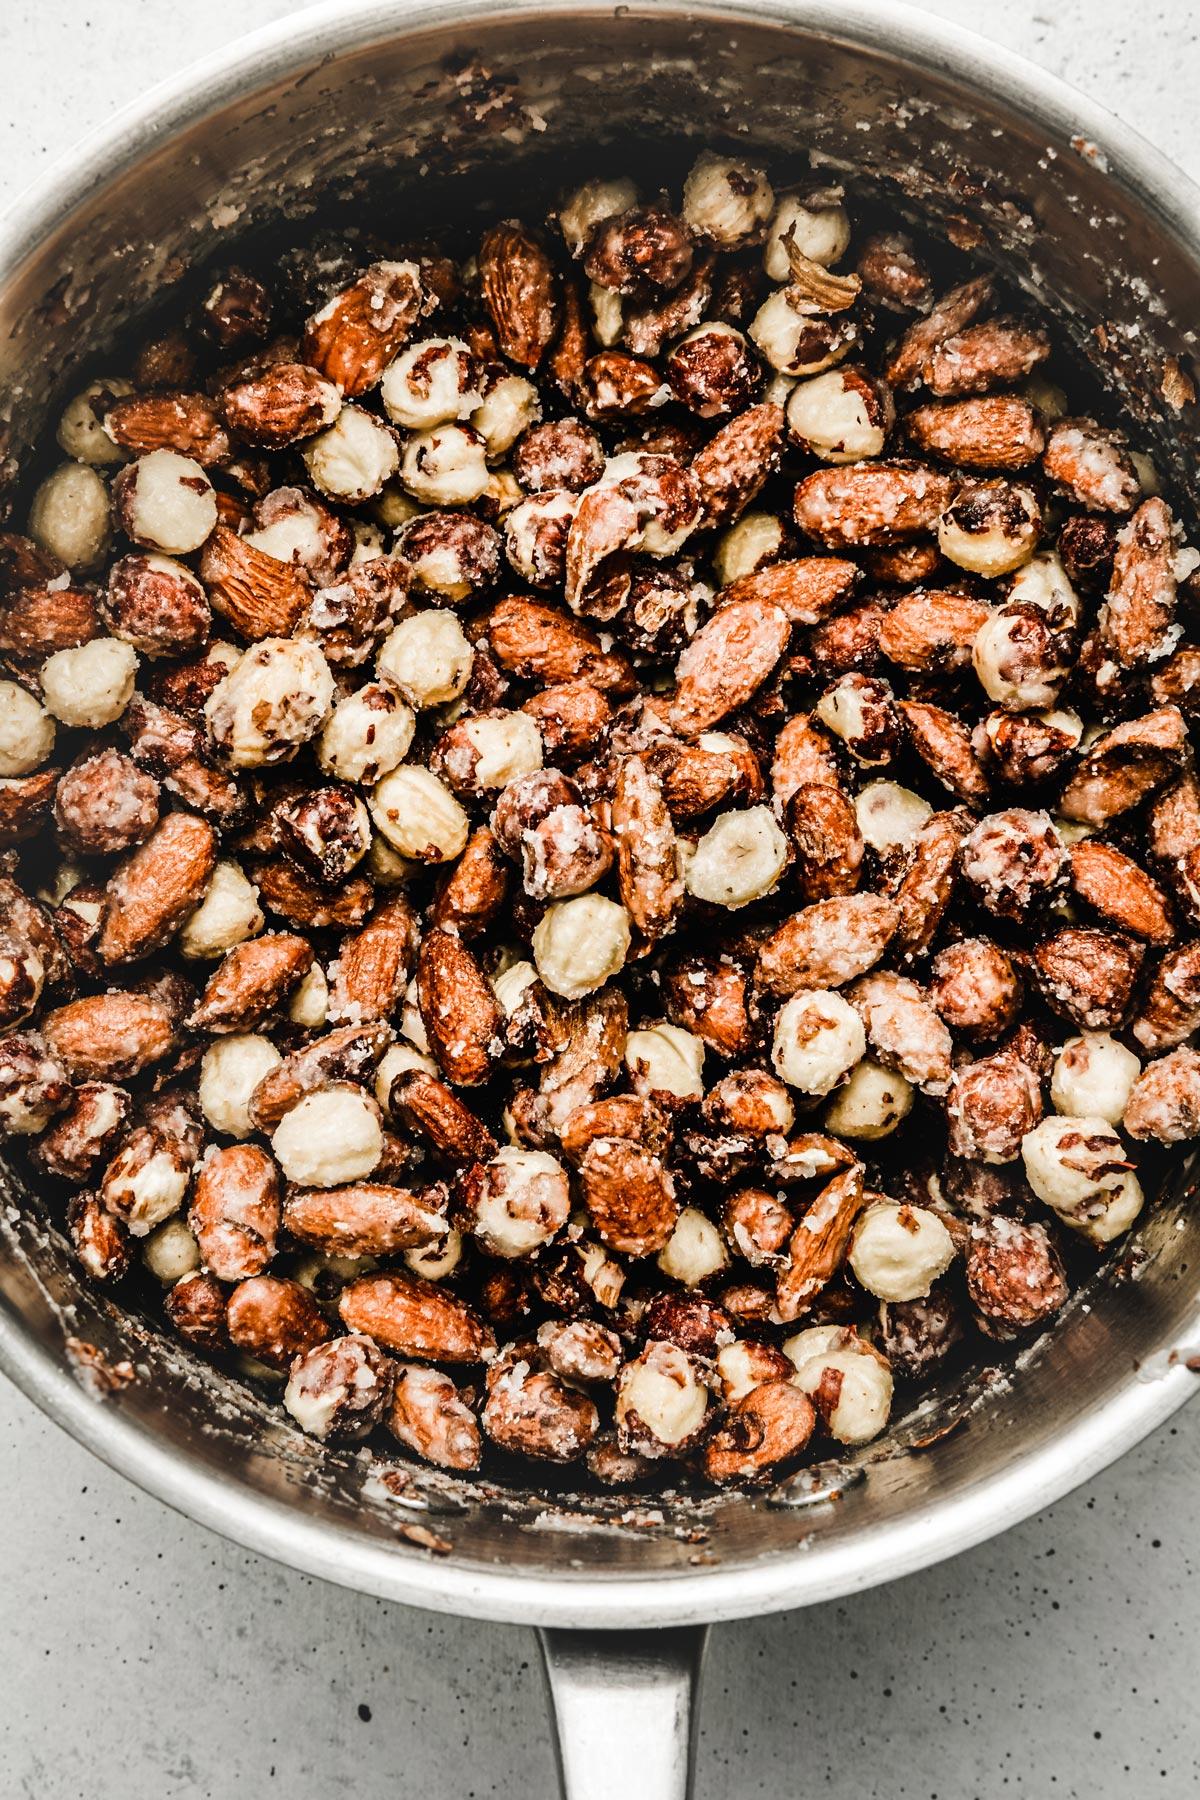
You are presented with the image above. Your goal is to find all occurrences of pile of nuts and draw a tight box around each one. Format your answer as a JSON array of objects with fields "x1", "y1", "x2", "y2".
[{"x1": 2, "y1": 149, "x2": 1199, "y2": 1489}]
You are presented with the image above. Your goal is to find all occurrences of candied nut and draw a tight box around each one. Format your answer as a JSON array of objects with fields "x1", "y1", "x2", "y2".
[
  {"x1": 815, "y1": 672, "x2": 899, "y2": 765},
  {"x1": 771, "y1": 713, "x2": 842, "y2": 801},
  {"x1": 400, "y1": 423, "x2": 490, "y2": 505},
  {"x1": 972, "y1": 605, "x2": 1066, "y2": 710},
  {"x1": 300, "y1": 404, "x2": 398, "y2": 503},
  {"x1": 655, "y1": 730, "x2": 763, "y2": 821},
  {"x1": 0, "y1": 1032, "x2": 69, "y2": 1135},
  {"x1": 284, "y1": 1334, "x2": 394, "y2": 1441},
  {"x1": 488, "y1": 594, "x2": 635, "y2": 695},
  {"x1": 878, "y1": 587, "x2": 990, "y2": 674},
  {"x1": 682, "y1": 152, "x2": 773, "y2": 247},
  {"x1": 787, "y1": 366, "x2": 893, "y2": 464},
  {"x1": 103, "y1": 552, "x2": 210, "y2": 658},
  {"x1": 513, "y1": 418, "x2": 605, "y2": 493},
  {"x1": 277, "y1": 784, "x2": 371, "y2": 884},
  {"x1": 577, "y1": 1133, "x2": 677, "y2": 1258},
  {"x1": 848, "y1": 1200, "x2": 956, "y2": 1302},
  {"x1": 1059, "y1": 513, "x2": 1117, "y2": 591},
  {"x1": 625, "y1": 1023, "x2": 705, "y2": 1106},
  {"x1": 723, "y1": 1188, "x2": 793, "y2": 1267},
  {"x1": 417, "y1": 928, "x2": 502, "y2": 1087},
  {"x1": 302, "y1": 261, "x2": 426, "y2": 397},
  {"x1": 670, "y1": 597, "x2": 791, "y2": 736},
  {"x1": 111, "y1": 449, "x2": 216, "y2": 554},
  {"x1": 164, "y1": 1270, "x2": 228, "y2": 1352},
  {"x1": 783, "y1": 1324, "x2": 893, "y2": 1444},
  {"x1": 906, "y1": 396, "x2": 1045, "y2": 471},
  {"x1": 189, "y1": 1144, "x2": 281, "y2": 1280},
  {"x1": 703, "y1": 1379, "x2": 816, "y2": 1484},
  {"x1": 57, "y1": 376, "x2": 134, "y2": 465},
  {"x1": 946, "y1": 1047, "x2": 1043, "y2": 1165},
  {"x1": 824, "y1": 1059, "x2": 914, "y2": 1139},
  {"x1": 380, "y1": 336, "x2": 480, "y2": 429},
  {"x1": 766, "y1": 191, "x2": 850, "y2": 278},
  {"x1": 227, "y1": 1274, "x2": 331, "y2": 1369},
  {"x1": 794, "y1": 461, "x2": 957, "y2": 551},
  {"x1": 42, "y1": 993, "x2": 174, "y2": 1081},
  {"x1": 1057, "y1": 708, "x2": 1187, "y2": 826},
  {"x1": 432, "y1": 711, "x2": 544, "y2": 797},
  {"x1": 96, "y1": 811, "x2": 217, "y2": 965},
  {"x1": 663, "y1": 956, "x2": 754, "y2": 1059},
  {"x1": 369, "y1": 765, "x2": 469, "y2": 865},
  {"x1": 521, "y1": 682, "x2": 612, "y2": 765},
  {"x1": 749, "y1": 290, "x2": 860, "y2": 379},
  {"x1": 938, "y1": 480, "x2": 1040, "y2": 577},
  {"x1": 704, "y1": 1069, "x2": 794, "y2": 1137},
  {"x1": 1033, "y1": 926, "x2": 1143, "y2": 1030},
  {"x1": 220, "y1": 361, "x2": 342, "y2": 449},
  {"x1": 388, "y1": 1363, "x2": 481, "y2": 1469},
  {"x1": 104, "y1": 390, "x2": 231, "y2": 467},
  {"x1": 244, "y1": 485, "x2": 352, "y2": 585},
  {"x1": 771, "y1": 989, "x2": 865, "y2": 1095},
  {"x1": 205, "y1": 638, "x2": 333, "y2": 767},
  {"x1": 656, "y1": 1205, "x2": 730, "y2": 1285},
  {"x1": 1069, "y1": 839, "x2": 1173, "y2": 943},
  {"x1": 898, "y1": 700, "x2": 988, "y2": 805},
  {"x1": 479, "y1": 223, "x2": 561, "y2": 368},
  {"x1": 0, "y1": 769, "x2": 59, "y2": 849},
  {"x1": 756, "y1": 893, "x2": 899, "y2": 997},
  {"x1": 390, "y1": 1070, "x2": 498, "y2": 1166},
  {"x1": 691, "y1": 401, "x2": 786, "y2": 530},
  {"x1": 846, "y1": 970, "x2": 952, "y2": 1093},
  {"x1": 616, "y1": 1341, "x2": 710, "y2": 1458},
  {"x1": 378, "y1": 608, "x2": 474, "y2": 709},
  {"x1": 682, "y1": 805, "x2": 788, "y2": 909},
  {"x1": 1020, "y1": 1113, "x2": 1141, "y2": 1242},
  {"x1": 339, "y1": 1270, "x2": 493, "y2": 1362},
  {"x1": 1122, "y1": 1047, "x2": 1200, "y2": 1143},
  {"x1": 482, "y1": 1347, "x2": 599, "y2": 1463},
  {"x1": 31, "y1": 1081, "x2": 129, "y2": 1181},
  {"x1": 457, "y1": 1147, "x2": 570, "y2": 1258},
  {"x1": 1051, "y1": 1032, "x2": 1140, "y2": 1125},
  {"x1": 100, "y1": 1126, "x2": 191, "y2": 1236},
  {"x1": 271, "y1": 1084, "x2": 383, "y2": 1188},
  {"x1": 584, "y1": 203, "x2": 694, "y2": 295},
  {"x1": 531, "y1": 894, "x2": 631, "y2": 1000},
  {"x1": 960, "y1": 808, "x2": 1067, "y2": 919},
  {"x1": 27, "y1": 463, "x2": 112, "y2": 572},
  {"x1": 201, "y1": 268, "x2": 270, "y2": 348},
  {"x1": 196, "y1": 1034, "x2": 280, "y2": 1139},
  {"x1": 1043, "y1": 418, "x2": 1138, "y2": 513},
  {"x1": 179, "y1": 862, "x2": 265, "y2": 962},
  {"x1": 877, "y1": 1282, "x2": 962, "y2": 1378},
  {"x1": 980, "y1": 708, "x2": 1081, "y2": 785},
  {"x1": 921, "y1": 317, "x2": 1050, "y2": 398},
  {"x1": 965, "y1": 1217, "x2": 1068, "y2": 1330},
  {"x1": 0, "y1": 930, "x2": 44, "y2": 1030},
  {"x1": 0, "y1": 579, "x2": 100, "y2": 660},
  {"x1": 929, "y1": 938, "x2": 1021, "y2": 1040},
  {"x1": 396, "y1": 510, "x2": 499, "y2": 605},
  {"x1": 666, "y1": 322, "x2": 760, "y2": 418},
  {"x1": 1097, "y1": 497, "x2": 1187, "y2": 668},
  {"x1": 41, "y1": 637, "x2": 139, "y2": 731},
  {"x1": 190, "y1": 932, "x2": 313, "y2": 1032}
]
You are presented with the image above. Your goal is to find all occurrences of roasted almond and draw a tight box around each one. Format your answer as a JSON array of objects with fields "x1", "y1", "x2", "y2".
[
  {"x1": 0, "y1": 585, "x2": 98, "y2": 657},
  {"x1": 885, "y1": 275, "x2": 993, "y2": 390},
  {"x1": 690, "y1": 401, "x2": 786, "y2": 528},
  {"x1": 488, "y1": 595, "x2": 637, "y2": 695},
  {"x1": 250, "y1": 855, "x2": 374, "y2": 931},
  {"x1": 794, "y1": 462, "x2": 957, "y2": 550},
  {"x1": 42, "y1": 992, "x2": 176, "y2": 1080},
  {"x1": 248, "y1": 1020, "x2": 394, "y2": 1133},
  {"x1": 416, "y1": 928, "x2": 503, "y2": 1087},
  {"x1": 755, "y1": 894, "x2": 899, "y2": 996},
  {"x1": 189, "y1": 932, "x2": 313, "y2": 1032},
  {"x1": 776, "y1": 1166, "x2": 865, "y2": 1321},
  {"x1": 718, "y1": 555, "x2": 859, "y2": 626},
  {"x1": 219, "y1": 362, "x2": 342, "y2": 448},
  {"x1": 577, "y1": 1135, "x2": 678, "y2": 1257},
  {"x1": 301, "y1": 261, "x2": 426, "y2": 396},
  {"x1": 1057, "y1": 707, "x2": 1187, "y2": 825},
  {"x1": 479, "y1": 222, "x2": 561, "y2": 369},
  {"x1": 226, "y1": 1274, "x2": 331, "y2": 1369},
  {"x1": 899, "y1": 699, "x2": 990, "y2": 803},
  {"x1": 877, "y1": 587, "x2": 991, "y2": 673},
  {"x1": 388, "y1": 1070, "x2": 498, "y2": 1165},
  {"x1": 1069, "y1": 840, "x2": 1174, "y2": 944},
  {"x1": 327, "y1": 893, "x2": 419, "y2": 1024},
  {"x1": 905, "y1": 395, "x2": 1045, "y2": 470},
  {"x1": 0, "y1": 769, "x2": 59, "y2": 847},
  {"x1": 1032, "y1": 926, "x2": 1144, "y2": 1029},
  {"x1": 96, "y1": 812, "x2": 217, "y2": 966},
  {"x1": 189, "y1": 1143, "x2": 281, "y2": 1281},
  {"x1": 104, "y1": 390, "x2": 232, "y2": 466},
  {"x1": 199, "y1": 524, "x2": 310, "y2": 641},
  {"x1": 339, "y1": 1271, "x2": 493, "y2": 1362},
  {"x1": 611, "y1": 756, "x2": 682, "y2": 940},
  {"x1": 669, "y1": 596, "x2": 792, "y2": 735},
  {"x1": 1097, "y1": 497, "x2": 1181, "y2": 667},
  {"x1": 283, "y1": 1182, "x2": 446, "y2": 1257}
]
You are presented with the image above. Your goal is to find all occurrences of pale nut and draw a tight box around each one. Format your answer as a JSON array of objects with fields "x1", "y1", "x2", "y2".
[
  {"x1": 41, "y1": 638, "x2": 138, "y2": 729},
  {"x1": 288, "y1": 963, "x2": 329, "y2": 1028},
  {"x1": 400, "y1": 424, "x2": 490, "y2": 506},
  {"x1": 301, "y1": 403, "x2": 399, "y2": 502},
  {"x1": 784, "y1": 1325, "x2": 893, "y2": 1444},
  {"x1": 380, "y1": 336, "x2": 481, "y2": 429},
  {"x1": 972, "y1": 607, "x2": 1068, "y2": 710},
  {"x1": 749, "y1": 288, "x2": 858, "y2": 378},
  {"x1": 682, "y1": 151, "x2": 774, "y2": 247},
  {"x1": 616, "y1": 1340, "x2": 710, "y2": 1456},
  {"x1": 765, "y1": 193, "x2": 851, "y2": 279},
  {"x1": 404, "y1": 1227, "x2": 464, "y2": 1282},
  {"x1": 461, "y1": 1146, "x2": 571, "y2": 1258},
  {"x1": 369, "y1": 765, "x2": 470, "y2": 863},
  {"x1": 937, "y1": 482, "x2": 1040, "y2": 577},
  {"x1": 179, "y1": 861, "x2": 264, "y2": 961},
  {"x1": 318, "y1": 682, "x2": 415, "y2": 784},
  {"x1": 112, "y1": 449, "x2": 217, "y2": 554},
  {"x1": 505, "y1": 490, "x2": 578, "y2": 588},
  {"x1": 472, "y1": 373, "x2": 541, "y2": 458},
  {"x1": 848, "y1": 1200, "x2": 956, "y2": 1302},
  {"x1": 823, "y1": 1058, "x2": 914, "y2": 1139},
  {"x1": 28, "y1": 462, "x2": 113, "y2": 571},
  {"x1": 558, "y1": 176, "x2": 639, "y2": 257},
  {"x1": 532, "y1": 894, "x2": 631, "y2": 1000},
  {"x1": 271, "y1": 1084, "x2": 384, "y2": 1188},
  {"x1": 853, "y1": 781, "x2": 932, "y2": 852},
  {"x1": 456, "y1": 713, "x2": 544, "y2": 790},
  {"x1": 1007, "y1": 549, "x2": 1082, "y2": 626},
  {"x1": 198, "y1": 1034, "x2": 282, "y2": 1140},
  {"x1": 1020, "y1": 1113, "x2": 1132, "y2": 1217},
  {"x1": 786, "y1": 367, "x2": 893, "y2": 464},
  {"x1": 204, "y1": 638, "x2": 333, "y2": 767},
  {"x1": 681, "y1": 804, "x2": 788, "y2": 908},
  {"x1": 57, "y1": 377, "x2": 134, "y2": 466},
  {"x1": 712, "y1": 512, "x2": 789, "y2": 587},
  {"x1": 772, "y1": 989, "x2": 866, "y2": 1095},
  {"x1": 101, "y1": 1129, "x2": 191, "y2": 1237},
  {"x1": 1050, "y1": 1033, "x2": 1141, "y2": 1126},
  {"x1": 141, "y1": 1216, "x2": 201, "y2": 1285},
  {"x1": 377, "y1": 610, "x2": 474, "y2": 709},
  {"x1": 625, "y1": 1023, "x2": 706, "y2": 1103},
  {"x1": 0, "y1": 683, "x2": 55, "y2": 776},
  {"x1": 656, "y1": 1205, "x2": 730, "y2": 1285}
]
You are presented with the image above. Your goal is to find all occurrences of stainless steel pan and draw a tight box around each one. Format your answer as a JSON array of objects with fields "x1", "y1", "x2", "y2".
[{"x1": 3, "y1": 5, "x2": 1200, "y2": 1794}]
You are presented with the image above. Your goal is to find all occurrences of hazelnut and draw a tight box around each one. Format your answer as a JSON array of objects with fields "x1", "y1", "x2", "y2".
[
  {"x1": 301, "y1": 404, "x2": 399, "y2": 502},
  {"x1": 41, "y1": 638, "x2": 138, "y2": 729},
  {"x1": 112, "y1": 450, "x2": 217, "y2": 554},
  {"x1": 771, "y1": 989, "x2": 866, "y2": 1095},
  {"x1": 205, "y1": 638, "x2": 333, "y2": 767},
  {"x1": 682, "y1": 153, "x2": 774, "y2": 247},
  {"x1": 938, "y1": 481, "x2": 1041, "y2": 577},
  {"x1": 377, "y1": 609, "x2": 474, "y2": 709},
  {"x1": 380, "y1": 336, "x2": 481, "y2": 429},
  {"x1": 28, "y1": 462, "x2": 113, "y2": 571},
  {"x1": 400, "y1": 424, "x2": 490, "y2": 506},
  {"x1": 787, "y1": 366, "x2": 893, "y2": 463}
]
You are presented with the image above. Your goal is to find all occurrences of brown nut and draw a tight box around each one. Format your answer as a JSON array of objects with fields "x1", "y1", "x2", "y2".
[
  {"x1": 723, "y1": 1187, "x2": 794, "y2": 1266},
  {"x1": 878, "y1": 587, "x2": 991, "y2": 674},
  {"x1": 219, "y1": 362, "x2": 342, "y2": 448},
  {"x1": 929, "y1": 938, "x2": 1021, "y2": 1041},
  {"x1": 55, "y1": 751, "x2": 160, "y2": 856},
  {"x1": 513, "y1": 418, "x2": 605, "y2": 493},
  {"x1": 965, "y1": 1217, "x2": 1068, "y2": 1331},
  {"x1": 338, "y1": 1271, "x2": 493, "y2": 1362},
  {"x1": 190, "y1": 933, "x2": 313, "y2": 1033},
  {"x1": 945, "y1": 1049, "x2": 1043, "y2": 1164},
  {"x1": 67, "y1": 1191, "x2": 131, "y2": 1282},
  {"x1": 905, "y1": 396, "x2": 1045, "y2": 470},
  {"x1": 164, "y1": 1270, "x2": 229, "y2": 1352},
  {"x1": 667, "y1": 323, "x2": 760, "y2": 417},
  {"x1": 96, "y1": 812, "x2": 218, "y2": 966},
  {"x1": 756, "y1": 893, "x2": 899, "y2": 997},
  {"x1": 42, "y1": 993, "x2": 175, "y2": 1081},
  {"x1": 430, "y1": 828, "x2": 509, "y2": 939},
  {"x1": 537, "y1": 1318, "x2": 622, "y2": 1385},
  {"x1": 388, "y1": 1070, "x2": 498, "y2": 1166},
  {"x1": 189, "y1": 1144, "x2": 282, "y2": 1281},
  {"x1": 396, "y1": 510, "x2": 500, "y2": 605},
  {"x1": 1032, "y1": 927, "x2": 1144, "y2": 1030},
  {"x1": 284, "y1": 1334, "x2": 394, "y2": 1441},
  {"x1": 479, "y1": 222, "x2": 561, "y2": 369},
  {"x1": 31, "y1": 1081, "x2": 130, "y2": 1182},
  {"x1": 521, "y1": 682, "x2": 612, "y2": 764},
  {"x1": 1096, "y1": 498, "x2": 1182, "y2": 669},
  {"x1": 388, "y1": 1364, "x2": 481, "y2": 1470},
  {"x1": 1122, "y1": 1047, "x2": 1200, "y2": 1144},
  {"x1": 1069, "y1": 840, "x2": 1174, "y2": 944},
  {"x1": 690, "y1": 401, "x2": 786, "y2": 529},
  {"x1": 794, "y1": 462, "x2": 958, "y2": 550},
  {"x1": 416, "y1": 929, "x2": 503, "y2": 1088},
  {"x1": 100, "y1": 1126, "x2": 192, "y2": 1236},
  {"x1": 584, "y1": 204, "x2": 694, "y2": 295},
  {"x1": 960, "y1": 808, "x2": 1067, "y2": 919},
  {"x1": 922, "y1": 318, "x2": 1051, "y2": 398},
  {"x1": 482, "y1": 1347, "x2": 600, "y2": 1463},
  {"x1": 1043, "y1": 418, "x2": 1139, "y2": 514},
  {"x1": 776, "y1": 1166, "x2": 866, "y2": 1322},
  {"x1": 877, "y1": 1283, "x2": 963, "y2": 1379},
  {"x1": 226, "y1": 1274, "x2": 332, "y2": 1369},
  {"x1": 577, "y1": 1135, "x2": 678, "y2": 1258},
  {"x1": 899, "y1": 701, "x2": 989, "y2": 805},
  {"x1": 302, "y1": 260, "x2": 426, "y2": 396},
  {"x1": 703, "y1": 1379, "x2": 817, "y2": 1483},
  {"x1": 328, "y1": 894, "x2": 420, "y2": 1027},
  {"x1": 615, "y1": 1340, "x2": 711, "y2": 1458},
  {"x1": 1057, "y1": 708, "x2": 1188, "y2": 826}
]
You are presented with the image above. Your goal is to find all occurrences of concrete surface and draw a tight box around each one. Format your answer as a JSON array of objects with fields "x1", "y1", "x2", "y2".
[{"x1": 2, "y1": 2, "x2": 1200, "y2": 1795}]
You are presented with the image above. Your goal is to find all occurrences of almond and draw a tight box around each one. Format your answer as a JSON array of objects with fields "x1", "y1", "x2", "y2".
[
  {"x1": 577, "y1": 1135, "x2": 678, "y2": 1257},
  {"x1": 536, "y1": 986, "x2": 630, "y2": 1134},
  {"x1": 1043, "y1": 417, "x2": 1139, "y2": 513},
  {"x1": 282, "y1": 1182, "x2": 446, "y2": 1257},
  {"x1": 248, "y1": 1019, "x2": 394, "y2": 1132},
  {"x1": 776, "y1": 1166, "x2": 865, "y2": 1321},
  {"x1": 690, "y1": 401, "x2": 786, "y2": 527},
  {"x1": 226, "y1": 1274, "x2": 331, "y2": 1369},
  {"x1": 703, "y1": 1380, "x2": 816, "y2": 1483},
  {"x1": 653, "y1": 732, "x2": 763, "y2": 821},
  {"x1": 885, "y1": 275, "x2": 994, "y2": 389},
  {"x1": 546, "y1": 271, "x2": 588, "y2": 397},
  {"x1": 0, "y1": 585, "x2": 99, "y2": 656},
  {"x1": 669, "y1": 596, "x2": 792, "y2": 735},
  {"x1": 890, "y1": 811, "x2": 965, "y2": 964},
  {"x1": 0, "y1": 769, "x2": 59, "y2": 847},
  {"x1": 327, "y1": 893, "x2": 419, "y2": 1024},
  {"x1": 1097, "y1": 497, "x2": 1181, "y2": 667},
  {"x1": 479, "y1": 222, "x2": 561, "y2": 369},
  {"x1": 755, "y1": 894, "x2": 899, "y2": 996},
  {"x1": 488, "y1": 595, "x2": 637, "y2": 695},
  {"x1": 42, "y1": 992, "x2": 176, "y2": 1079},
  {"x1": 718, "y1": 555, "x2": 859, "y2": 626},
  {"x1": 924, "y1": 319, "x2": 1051, "y2": 398},
  {"x1": 784, "y1": 783, "x2": 864, "y2": 901},
  {"x1": 416, "y1": 928, "x2": 503, "y2": 1087},
  {"x1": 905, "y1": 396, "x2": 1045, "y2": 470},
  {"x1": 338, "y1": 1271, "x2": 493, "y2": 1362},
  {"x1": 388, "y1": 1069, "x2": 498, "y2": 1165},
  {"x1": 1032, "y1": 926, "x2": 1144, "y2": 1029},
  {"x1": 104, "y1": 391, "x2": 232, "y2": 466},
  {"x1": 771, "y1": 713, "x2": 843, "y2": 802},
  {"x1": 189, "y1": 1143, "x2": 282, "y2": 1281},
  {"x1": 521, "y1": 682, "x2": 613, "y2": 765},
  {"x1": 219, "y1": 362, "x2": 342, "y2": 448},
  {"x1": 430, "y1": 827, "x2": 509, "y2": 939},
  {"x1": 611, "y1": 756, "x2": 682, "y2": 940},
  {"x1": 794, "y1": 462, "x2": 957, "y2": 550},
  {"x1": 96, "y1": 811, "x2": 217, "y2": 965},
  {"x1": 301, "y1": 261, "x2": 426, "y2": 396},
  {"x1": 198, "y1": 524, "x2": 310, "y2": 640},
  {"x1": 899, "y1": 699, "x2": 990, "y2": 803},
  {"x1": 1057, "y1": 707, "x2": 1187, "y2": 825},
  {"x1": 189, "y1": 932, "x2": 313, "y2": 1032},
  {"x1": 249, "y1": 855, "x2": 374, "y2": 931},
  {"x1": 877, "y1": 587, "x2": 991, "y2": 672},
  {"x1": 1069, "y1": 840, "x2": 1174, "y2": 944}
]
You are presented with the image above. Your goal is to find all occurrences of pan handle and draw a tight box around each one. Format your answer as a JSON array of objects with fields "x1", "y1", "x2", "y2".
[{"x1": 537, "y1": 1623, "x2": 710, "y2": 1800}]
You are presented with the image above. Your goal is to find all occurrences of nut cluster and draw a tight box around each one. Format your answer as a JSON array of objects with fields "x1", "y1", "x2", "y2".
[{"x1": 1, "y1": 153, "x2": 1195, "y2": 1491}]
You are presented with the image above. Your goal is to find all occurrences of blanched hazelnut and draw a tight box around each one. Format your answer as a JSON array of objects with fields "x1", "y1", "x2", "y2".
[
  {"x1": 815, "y1": 673, "x2": 898, "y2": 765},
  {"x1": 656, "y1": 1205, "x2": 730, "y2": 1285},
  {"x1": 765, "y1": 193, "x2": 851, "y2": 279},
  {"x1": 531, "y1": 894, "x2": 631, "y2": 999},
  {"x1": 301, "y1": 404, "x2": 399, "y2": 501},
  {"x1": 28, "y1": 462, "x2": 113, "y2": 571},
  {"x1": 1007, "y1": 549, "x2": 1081, "y2": 627},
  {"x1": 404, "y1": 1226, "x2": 464, "y2": 1282},
  {"x1": 682, "y1": 152, "x2": 774, "y2": 247},
  {"x1": 713, "y1": 511, "x2": 788, "y2": 587},
  {"x1": 244, "y1": 487, "x2": 351, "y2": 582},
  {"x1": 1051, "y1": 1033, "x2": 1141, "y2": 1125},
  {"x1": 823, "y1": 1058, "x2": 914, "y2": 1139},
  {"x1": 1020, "y1": 1112, "x2": 1133, "y2": 1223},
  {"x1": 57, "y1": 377, "x2": 134, "y2": 465},
  {"x1": 179, "y1": 861, "x2": 264, "y2": 960},
  {"x1": 142, "y1": 1216, "x2": 201, "y2": 1285},
  {"x1": 559, "y1": 176, "x2": 639, "y2": 256},
  {"x1": 589, "y1": 282, "x2": 625, "y2": 347},
  {"x1": 848, "y1": 1200, "x2": 956, "y2": 1301},
  {"x1": 787, "y1": 367, "x2": 893, "y2": 463},
  {"x1": 0, "y1": 683, "x2": 55, "y2": 775},
  {"x1": 271, "y1": 1084, "x2": 383, "y2": 1187},
  {"x1": 972, "y1": 605, "x2": 1068, "y2": 709},
  {"x1": 377, "y1": 609, "x2": 474, "y2": 709},
  {"x1": 749, "y1": 288, "x2": 859, "y2": 378},
  {"x1": 504, "y1": 490, "x2": 578, "y2": 589},
  {"x1": 682, "y1": 805, "x2": 788, "y2": 908},
  {"x1": 287, "y1": 962, "x2": 329, "y2": 1028},
  {"x1": 112, "y1": 450, "x2": 216, "y2": 554},
  {"x1": 784, "y1": 1325, "x2": 893, "y2": 1445},
  {"x1": 369, "y1": 765, "x2": 469, "y2": 863},
  {"x1": 854, "y1": 781, "x2": 932, "y2": 852},
  {"x1": 772, "y1": 989, "x2": 866, "y2": 1095},
  {"x1": 400, "y1": 424, "x2": 490, "y2": 506},
  {"x1": 198, "y1": 1033, "x2": 282, "y2": 1139},
  {"x1": 41, "y1": 638, "x2": 138, "y2": 729},
  {"x1": 381, "y1": 336, "x2": 481, "y2": 429},
  {"x1": 472, "y1": 373, "x2": 541, "y2": 458},
  {"x1": 204, "y1": 638, "x2": 333, "y2": 767},
  {"x1": 938, "y1": 482, "x2": 1041, "y2": 577},
  {"x1": 459, "y1": 1146, "x2": 571, "y2": 1258},
  {"x1": 455, "y1": 712, "x2": 544, "y2": 791},
  {"x1": 625, "y1": 1023, "x2": 706, "y2": 1103},
  {"x1": 318, "y1": 682, "x2": 415, "y2": 784},
  {"x1": 616, "y1": 1340, "x2": 710, "y2": 1456},
  {"x1": 101, "y1": 1127, "x2": 191, "y2": 1236}
]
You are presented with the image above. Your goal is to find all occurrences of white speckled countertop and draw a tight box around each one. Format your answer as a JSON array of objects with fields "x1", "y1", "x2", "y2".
[{"x1": 3, "y1": 3, "x2": 1200, "y2": 1794}]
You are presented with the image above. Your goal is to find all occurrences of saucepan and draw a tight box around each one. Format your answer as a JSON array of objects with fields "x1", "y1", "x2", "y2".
[{"x1": 2, "y1": 3, "x2": 1200, "y2": 1794}]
